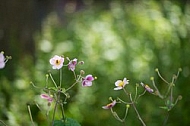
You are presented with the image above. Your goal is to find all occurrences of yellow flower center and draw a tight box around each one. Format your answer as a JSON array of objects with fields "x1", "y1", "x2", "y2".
[
  {"x1": 55, "y1": 59, "x2": 61, "y2": 65},
  {"x1": 145, "y1": 85, "x2": 150, "y2": 88},
  {"x1": 118, "y1": 81, "x2": 124, "y2": 87}
]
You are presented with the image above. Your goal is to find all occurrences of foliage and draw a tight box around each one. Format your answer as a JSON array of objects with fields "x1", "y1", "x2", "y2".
[{"x1": 0, "y1": 0, "x2": 190, "y2": 126}]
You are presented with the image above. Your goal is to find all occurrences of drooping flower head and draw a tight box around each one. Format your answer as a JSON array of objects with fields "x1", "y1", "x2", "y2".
[
  {"x1": 114, "y1": 78, "x2": 129, "y2": 90},
  {"x1": 40, "y1": 94, "x2": 53, "y2": 103},
  {"x1": 102, "y1": 100, "x2": 117, "y2": 109},
  {"x1": 140, "y1": 82, "x2": 154, "y2": 93},
  {"x1": 0, "y1": 53, "x2": 5, "y2": 69},
  {"x1": 68, "y1": 58, "x2": 77, "y2": 71},
  {"x1": 49, "y1": 55, "x2": 64, "y2": 69},
  {"x1": 82, "y1": 74, "x2": 94, "y2": 87}
]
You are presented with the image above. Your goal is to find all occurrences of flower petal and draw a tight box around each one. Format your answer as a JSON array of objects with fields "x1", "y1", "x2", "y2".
[{"x1": 115, "y1": 80, "x2": 122, "y2": 86}]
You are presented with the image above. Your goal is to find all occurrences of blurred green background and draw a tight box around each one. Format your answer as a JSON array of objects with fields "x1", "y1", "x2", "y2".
[{"x1": 0, "y1": 0, "x2": 190, "y2": 126}]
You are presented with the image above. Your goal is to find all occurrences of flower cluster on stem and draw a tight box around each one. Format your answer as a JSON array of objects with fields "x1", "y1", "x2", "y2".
[
  {"x1": 103, "y1": 68, "x2": 182, "y2": 125},
  {"x1": 29, "y1": 55, "x2": 95, "y2": 125}
]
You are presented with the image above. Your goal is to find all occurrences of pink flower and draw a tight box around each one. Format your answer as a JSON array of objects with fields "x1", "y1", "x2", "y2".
[
  {"x1": 102, "y1": 100, "x2": 116, "y2": 109},
  {"x1": 82, "y1": 74, "x2": 94, "y2": 87},
  {"x1": 140, "y1": 82, "x2": 154, "y2": 93},
  {"x1": 68, "y1": 58, "x2": 77, "y2": 71},
  {"x1": 40, "y1": 94, "x2": 53, "y2": 103},
  {"x1": 0, "y1": 53, "x2": 5, "y2": 69},
  {"x1": 114, "y1": 78, "x2": 129, "y2": 90},
  {"x1": 49, "y1": 55, "x2": 64, "y2": 69}
]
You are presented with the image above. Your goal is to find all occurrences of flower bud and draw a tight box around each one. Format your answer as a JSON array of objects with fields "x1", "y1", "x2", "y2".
[
  {"x1": 126, "y1": 104, "x2": 130, "y2": 108},
  {"x1": 178, "y1": 68, "x2": 182, "y2": 72},
  {"x1": 80, "y1": 70, "x2": 85, "y2": 75},
  {"x1": 78, "y1": 61, "x2": 84, "y2": 65},
  {"x1": 178, "y1": 95, "x2": 182, "y2": 100},
  {"x1": 109, "y1": 97, "x2": 113, "y2": 101},
  {"x1": 150, "y1": 77, "x2": 154, "y2": 81},
  {"x1": 155, "y1": 68, "x2": 159, "y2": 72},
  {"x1": 136, "y1": 83, "x2": 139, "y2": 87}
]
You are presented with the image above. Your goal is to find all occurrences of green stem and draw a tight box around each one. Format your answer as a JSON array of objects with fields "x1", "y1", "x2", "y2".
[
  {"x1": 123, "y1": 88, "x2": 146, "y2": 126},
  {"x1": 60, "y1": 69, "x2": 62, "y2": 87},
  {"x1": 27, "y1": 104, "x2": 35, "y2": 126},
  {"x1": 60, "y1": 103, "x2": 65, "y2": 121},
  {"x1": 163, "y1": 112, "x2": 169, "y2": 126},
  {"x1": 0, "y1": 120, "x2": 8, "y2": 126},
  {"x1": 52, "y1": 90, "x2": 61, "y2": 125},
  {"x1": 151, "y1": 79, "x2": 164, "y2": 99},
  {"x1": 49, "y1": 73, "x2": 58, "y2": 88},
  {"x1": 130, "y1": 94, "x2": 146, "y2": 126},
  {"x1": 156, "y1": 70, "x2": 170, "y2": 85}
]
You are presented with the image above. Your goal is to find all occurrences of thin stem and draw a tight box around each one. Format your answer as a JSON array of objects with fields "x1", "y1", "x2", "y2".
[
  {"x1": 60, "y1": 103, "x2": 65, "y2": 121},
  {"x1": 0, "y1": 120, "x2": 8, "y2": 126},
  {"x1": 30, "y1": 82, "x2": 43, "y2": 89},
  {"x1": 59, "y1": 69, "x2": 62, "y2": 87},
  {"x1": 117, "y1": 97, "x2": 131, "y2": 104},
  {"x1": 123, "y1": 106, "x2": 129, "y2": 122},
  {"x1": 111, "y1": 106, "x2": 129, "y2": 124},
  {"x1": 164, "y1": 85, "x2": 172, "y2": 98},
  {"x1": 151, "y1": 79, "x2": 164, "y2": 99},
  {"x1": 128, "y1": 93, "x2": 146, "y2": 126},
  {"x1": 173, "y1": 68, "x2": 181, "y2": 83},
  {"x1": 45, "y1": 74, "x2": 49, "y2": 88},
  {"x1": 135, "y1": 90, "x2": 146, "y2": 102},
  {"x1": 49, "y1": 73, "x2": 58, "y2": 88},
  {"x1": 170, "y1": 86, "x2": 173, "y2": 108},
  {"x1": 65, "y1": 81, "x2": 78, "y2": 92},
  {"x1": 123, "y1": 88, "x2": 128, "y2": 96},
  {"x1": 65, "y1": 75, "x2": 81, "y2": 92},
  {"x1": 52, "y1": 90, "x2": 61, "y2": 125},
  {"x1": 73, "y1": 71, "x2": 77, "y2": 80},
  {"x1": 27, "y1": 104, "x2": 35, "y2": 126},
  {"x1": 162, "y1": 112, "x2": 169, "y2": 126},
  {"x1": 156, "y1": 70, "x2": 170, "y2": 85},
  {"x1": 134, "y1": 85, "x2": 138, "y2": 102},
  {"x1": 110, "y1": 108, "x2": 123, "y2": 122}
]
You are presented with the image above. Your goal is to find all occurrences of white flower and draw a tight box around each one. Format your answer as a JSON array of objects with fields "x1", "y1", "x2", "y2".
[
  {"x1": 49, "y1": 55, "x2": 64, "y2": 69},
  {"x1": 114, "y1": 78, "x2": 129, "y2": 90},
  {"x1": 0, "y1": 53, "x2": 5, "y2": 69}
]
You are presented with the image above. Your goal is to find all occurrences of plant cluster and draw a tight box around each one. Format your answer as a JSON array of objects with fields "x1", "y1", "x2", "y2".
[
  {"x1": 0, "y1": 52, "x2": 182, "y2": 126},
  {"x1": 102, "y1": 68, "x2": 182, "y2": 126}
]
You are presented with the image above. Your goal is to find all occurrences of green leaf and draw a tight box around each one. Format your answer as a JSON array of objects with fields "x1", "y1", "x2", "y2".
[
  {"x1": 53, "y1": 118, "x2": 81, "y2": 126},
  {"x1": 159, "y1": 106, "x2": 168, "y2": 110},
  {"x1": 53, "y1": 120, "x2": 64, "y2": 126}
]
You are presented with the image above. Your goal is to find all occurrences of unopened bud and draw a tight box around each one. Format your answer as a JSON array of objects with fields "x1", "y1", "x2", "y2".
[
  {"x1": 178, "y1": 95, "x2": 182, "y2": 100},
  {"x1": 126, "y1": 104, "x2": 130, "y2": 108},
  {"x1": 78, "y1": 61, "x2": 84, "y2": 65},
  {"x1": 109, "y1": 97, "x2": 113, "y2": 101},
  {"x1": 178, "y1": 68, "x2": 182, "y2": 72},
  {"x1": 65, "y1": 93, "x2": 70, "y2": 99},
  {"x1": 150, "y1": 77, "x2": 154, "y2": 81},
  {"x1": 80, "y1": 70, "x2": 85, "y2": 75},
  {"x1": 155, "y1": 68, "x2": 159, "y2": 72}
]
